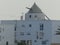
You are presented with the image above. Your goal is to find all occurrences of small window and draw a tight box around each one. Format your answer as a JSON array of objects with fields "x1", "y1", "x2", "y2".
[
  {"x1": 56, "y1": 26, "x2": 60, "y2": 35},
  {"x1": 29, "y1": 15, "x2": 31, "y2": 18},
  {"x1": 34, "y1": 40, "x2": 37, "y2": 42},
  {"x1": 56, "y1": 31, "x2": 60, "y2": 35},
  {"x1": 35, "y1": 15, "x2": 37, "y2": 18},
  {"x1": 36, "y1": 32, "x2": 38, "y2": 39},
  {"x1": 56, "y1": 32, "x2": 60, "y2": 35},
  {"x1": 14, "y1": 26, "x2": 16, "y2": 31},
  {"x1": 29, "y1": 24, "x2": 32, "y2": 27},
  {"x1": 39, "y1": 32, "x2": 44, "y2": 39},
  {"x1": 27, "y1": 33, "x2": 31, "y2": 35},
  {"x1": 40, "y1": 24, "x2": 44, "y2": 30},
  {"x1": 42, "y1": 41, "x2": 47, "y2": 45},
  {"x1": 6, "y1": 41, "x2": 8, "y2": 45}
]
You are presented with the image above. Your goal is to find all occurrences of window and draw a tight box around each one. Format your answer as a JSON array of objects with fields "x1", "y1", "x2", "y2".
[
  {"x1": 29, "y1": 24, "x2": 32, "y2": 27},
  {"x1": 36, "y1": 32, "x2": 44, "y2": 39},
  {"x1": 29, "y1": 15, "x2": 31, "y2": 18},
  {"x1": 20, "y1": 32, "x2": 24, "y2": 35},
  {"x1": 14, "y1": 26, "x2": 16, "y2": 31},
  {"x1": 19, "y1": 40, "x2": 26, "y2": 45},
  {"x1": 19, "y1": 40, "x2": 32, "y2": 45},
  {"x1": 56, "y1": 31, "x2": 60, "y2": 35},
  {"x1": 39, "y1": 32, "x2": 44, "y2": 39},
  {"x1": 40, "y1": 24, "x2": 44, "y2": 30},
  {"x1": 6, "y1": 41, "x2": 8, "y2": 45},
  {"x1": 27, "y1": 40, "x2": 32, "y2": 45},
  {"x1": 27, "y1": 33, "x2": 31, "y2": 35},
  {"x1": 34, "y1": 40, "x2": 37, "y2": 42},
  {"x1": 42, "y1": 41, "x2": 47, "y2": 45},
  {"x1": 35, "y1": 15, "x2": 37, "y2": 18},
  {"x1": 56, "y1": 26, "x2": 60, "y2": 35},
  {"x1": 36, "y1": 32, "x2": 38, "y2": 39}
]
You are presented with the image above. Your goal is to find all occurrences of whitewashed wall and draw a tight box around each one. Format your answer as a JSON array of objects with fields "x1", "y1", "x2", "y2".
[
  {"x1": 25, "y1": 13, "x2": 45, "y2": 20},
  {"x1": 52, "y1": 21, "x2": 60, "y2": 43},
  {"x1": 0, "y1": 23, "x2": 15, "y2": 45},
  {"x1": 16, "y1": 20, "x2": 52, "y2": 45}
]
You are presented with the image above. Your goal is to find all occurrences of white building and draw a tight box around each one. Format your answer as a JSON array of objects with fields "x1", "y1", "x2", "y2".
[
  {"x1": 0, "y1": 3, "x2": 60, "y2": 45},
  {"x1": 16, "y1": 3, "x2": 52, "y2": 45},
  {"x1": 52, "y1": 21, "x2": 60, "y2": 45},
  {"x1": 0, "y1": 20, "x2": 16, "y2": 45}
]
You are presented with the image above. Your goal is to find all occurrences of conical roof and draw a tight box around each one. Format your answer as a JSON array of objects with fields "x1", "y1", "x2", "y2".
[{"x1": 28, "y1": 3, "x2": 42, "y2": 13}]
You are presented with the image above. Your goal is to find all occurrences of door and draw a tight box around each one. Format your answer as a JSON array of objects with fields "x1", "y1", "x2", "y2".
[{"x1": 6, "y1": 41, "x2": 8, "y2": 45}]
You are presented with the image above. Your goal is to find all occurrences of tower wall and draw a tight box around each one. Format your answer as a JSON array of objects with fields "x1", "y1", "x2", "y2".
[{"x1": 25, "y1": 13, "x2": 45, "y2": 20}]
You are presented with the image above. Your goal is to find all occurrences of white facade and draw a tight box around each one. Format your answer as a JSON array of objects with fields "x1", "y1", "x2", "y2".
[
  {"x1": 16, "y1": 20, "x2": 52, "y2": 45},
  {"x1": 52, "y1": 21, "x2": 60, "y2": 43},
  {"x1": 0, "y1": 3, "x2": 60, "y2": 45},
  {"x1": 0, "y1": 21, "x2": 15, "y2": 45},
  {"x1": 25, "y1": 13, "x2": 45, "y2": 20},
  {"x1": 16, "y1": 3, "x2": 52, "y2": 45}
]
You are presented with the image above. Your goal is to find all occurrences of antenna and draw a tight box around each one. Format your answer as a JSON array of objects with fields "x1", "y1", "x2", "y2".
[{"x1": 26, "y1": 7, "x2": 31, "y2": 9}]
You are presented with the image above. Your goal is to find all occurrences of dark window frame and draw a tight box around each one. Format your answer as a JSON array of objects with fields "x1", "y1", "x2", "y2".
[
  {"x1": 29, "y1": 15, "x2": 32, "y2": 18},
  {"x1": 40, "y1": 24, "x2": 44, "y2": 30},
  {"x1": 35, "y1": 15, "x2": 37, "y2": 18},
  {"x1": 29, "y1": 24, "x2": 32, "y2": 27}
]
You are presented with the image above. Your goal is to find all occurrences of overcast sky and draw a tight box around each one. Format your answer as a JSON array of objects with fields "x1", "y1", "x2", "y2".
[{"x1": 0, "y1": 0, "x2": 60, "y2": 20}]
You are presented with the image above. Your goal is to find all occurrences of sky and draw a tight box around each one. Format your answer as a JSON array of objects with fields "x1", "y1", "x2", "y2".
[{"x1": 0, "y1": 0, "x2": 60, "y2": 20}]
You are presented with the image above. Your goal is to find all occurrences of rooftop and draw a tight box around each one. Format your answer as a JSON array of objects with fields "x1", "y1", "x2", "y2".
[{"x1": 28, "y1": 3, "x2": 42, "y2": 13}]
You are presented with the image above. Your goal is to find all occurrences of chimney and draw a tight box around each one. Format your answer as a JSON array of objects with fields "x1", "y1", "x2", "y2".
[{"x1": 21, "y1": 16, "x2": 23, "y2": 20}]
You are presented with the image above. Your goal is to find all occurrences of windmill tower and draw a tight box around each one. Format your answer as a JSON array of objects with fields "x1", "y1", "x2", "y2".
[{"x1": 25, "y1": 3, "x2": 50, "y2": 20}]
